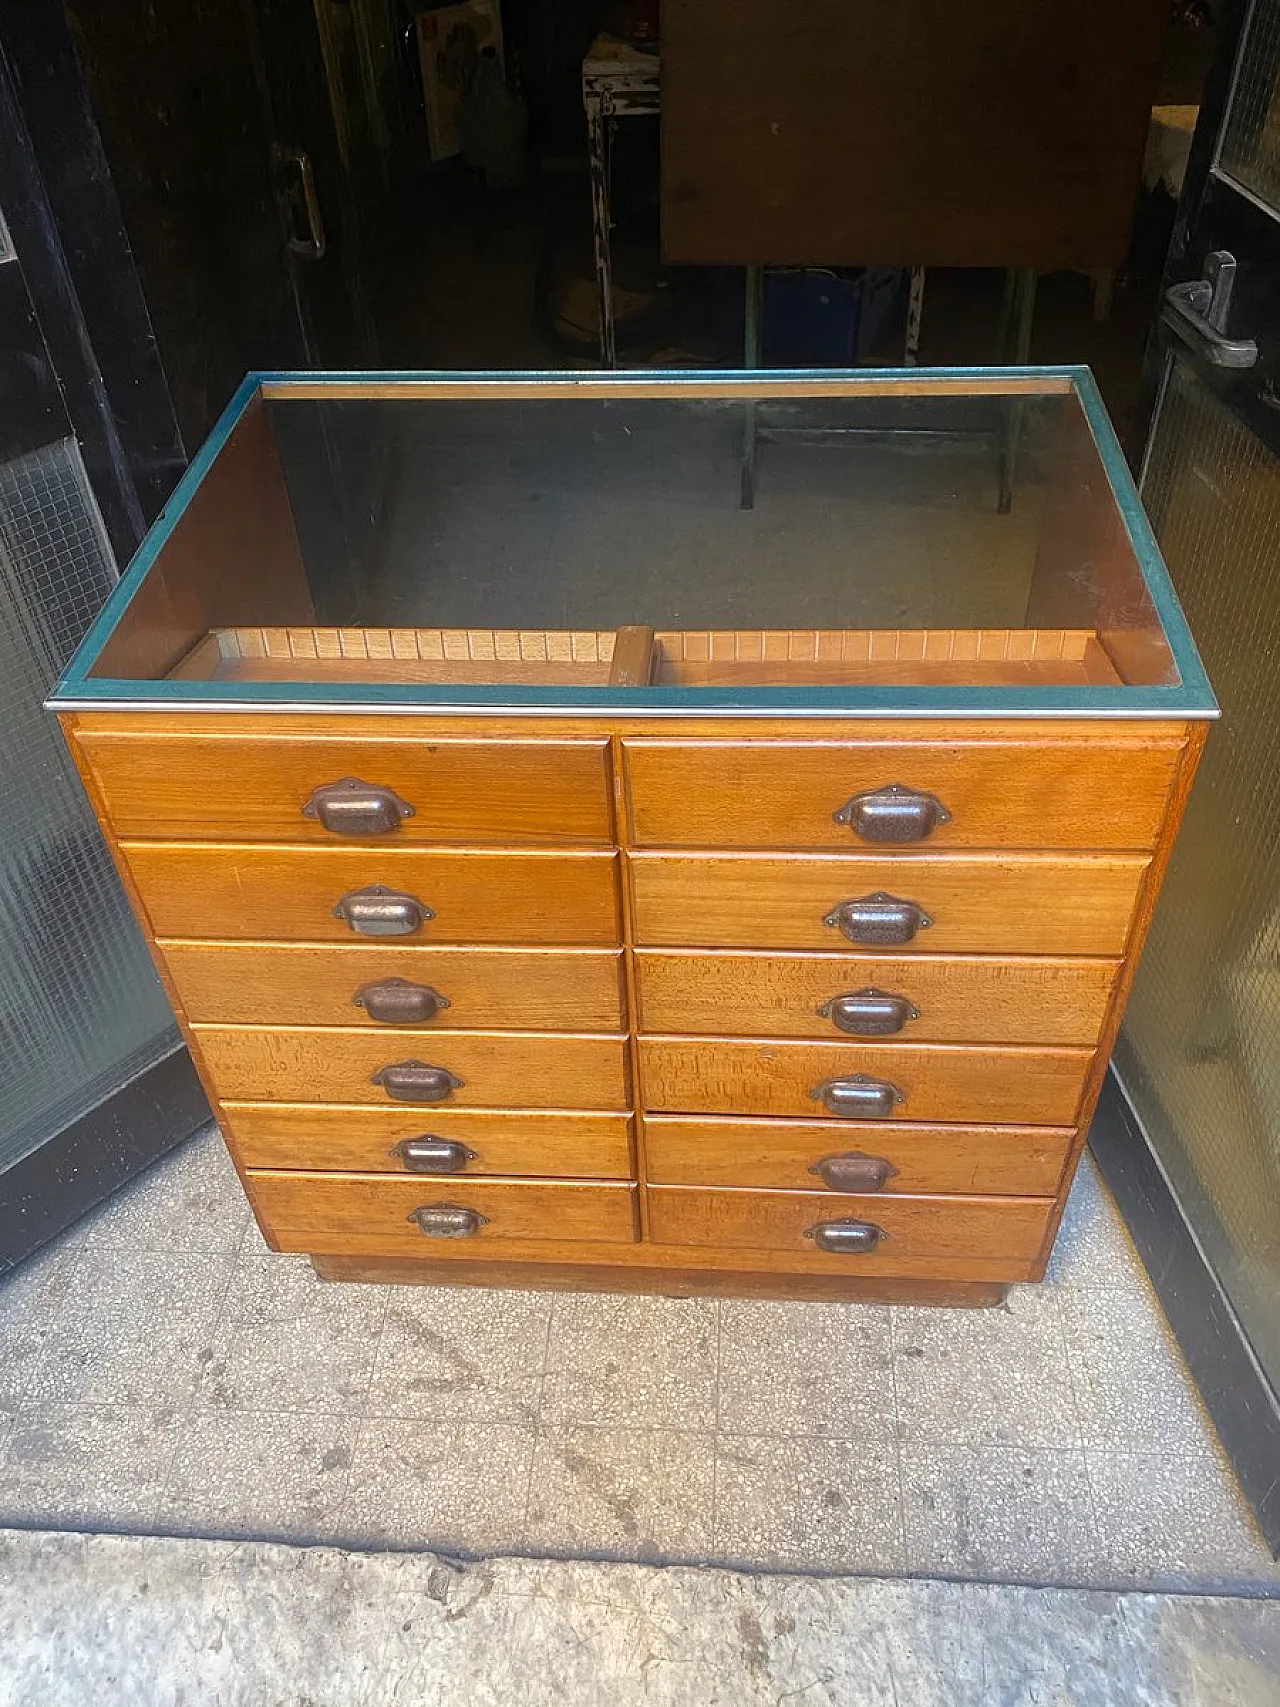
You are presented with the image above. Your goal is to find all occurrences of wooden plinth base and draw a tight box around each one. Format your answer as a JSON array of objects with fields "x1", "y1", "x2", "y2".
[{"x1": 309, "y1": 1253, "x2": 1009, "y2": 1307}]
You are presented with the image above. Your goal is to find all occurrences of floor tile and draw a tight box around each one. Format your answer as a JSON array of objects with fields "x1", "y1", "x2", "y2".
[
  {"x1": 1043, "y1": 1152, "x2": 1151, "y2": 1293},
  {"x1": 713, "y1": 1433, "x2": 904, "y2": 1572},
  {"x1": 1085, "y1": 1450, "x2": 1280, "y2": 1589},
  {"x1": 338, "y1": 1417, "x2": 533, "y2": 1552},
  {"x1": 717, "y1": 1300, "x2": 894, "y2": 1440},
  {"x1": 900, "y1": 1443, "x2": 1104, "y2": 1582},
  {"x1": 1062, "y1": 1287, "x2": 1219, "y2": 1456},
  {"x1": 0, "y1": 1403, "x2": 183, "y2": 1528},
  {"x1": 541, "y1": 1294, "x2": 718, "y2": 1430},
  {"x1": 80, "y1": 1126, "x2": 250, "y2": 1255},
  {"x1": 367, "y1": 1287, "x2": 550, "y2": 1423},
  {"x1": 27, "y1": 1248, "x2": 236, "y2": 1408},
  {"x1": 0, "y1": 1244, "x2": 78, "y2": 1412},
  {"x1": 157, "y1": 1409, "x2": 359, "y2": 1542},
  {"x1": 193, "y1": 1254, "x2": 388, "y2": 1414},
  {"x1": 525, "y1": 1425, "x2": 715, "y2": 1561},
  {"x1": 892, "y1": 1286, "x2": 1079, "y2": 1448}
]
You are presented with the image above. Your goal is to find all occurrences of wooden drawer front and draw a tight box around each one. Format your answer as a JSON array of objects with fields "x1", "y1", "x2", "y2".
[
  {"x1": 624, "y1": 736, "x2": 1180, "y2": 851},
  {"x1": 76, "y1": 731, "x2": 613, "y2": 845},
  {"x1": 163, "y1": 943, "x2": 625, "y2": 1031},
  {"x1": 635, "y1": 950, "x2": 1116, "y2": 1046},
  {"x1": 639, "y1": 1037, "x2": 1090, "y2": 1125},
  {"x1": 224, "y1": 1103, "x2": 633, "y2": 1178},
  {"x1": 646, "y1": 1186, "x2": 1052, "y2": 1280},
  {"x1": 126, "y1": 844, "x2": 620, "y2": 945},
  {"x1": 629, "y1": 852, "x2": 1146, "y2": 956},
  {"x1": 194, "y1": 1026, "x2": 630, "y2": 1109},
  {"x1": 248, "y1": 1171, "x2": 639, "y2": 1256},
  {"x1": 644, "y1": 1116, "x2": 1072, "y2": 1197}
]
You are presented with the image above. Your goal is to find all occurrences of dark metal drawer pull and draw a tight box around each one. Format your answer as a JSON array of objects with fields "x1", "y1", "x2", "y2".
[
  {"x1": 833, "y1": 783, "x2": 950, "y2": 843},
  {"x1": 408, "y1": 1202, "x2": 488, "y2": 1239},
  {"x1": 806, "y1": 1218, "x2": 885, "y2": 1254},
  {"x1": 810, "y1": 1074, "x2": 905, "y2": 1119},
  {"x1": 392, "y1": 1136, "x2": 477, "y2": 1174},
  {"x1": 824, "y1": 893, "x2": 932, "y2": 946},
  {"x1": 333, "y1": 885, "x2": 434, "y2": 938},
  {"x1": 809, "y1": 1152, "x2": 899, "y2": 1193},
  {"x1": 371, "y1": 1060, "x2": 463, "y2": 1103},
  {"x1": 355, "y1": 978, "x2": 450, "y2": 1025},
  {"x1": 818, "y1": 988, "x2": 919, "y2": 1036},
  {"x1": 303, "y1": 776, "x2": 415, "y2": 836}
]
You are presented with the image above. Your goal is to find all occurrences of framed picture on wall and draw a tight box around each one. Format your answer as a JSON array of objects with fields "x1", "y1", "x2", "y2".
[{"x1": 416, "y1": 2, "x2": 506, "y2": 161}]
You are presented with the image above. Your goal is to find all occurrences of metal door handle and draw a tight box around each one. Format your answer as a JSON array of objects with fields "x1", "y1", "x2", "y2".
[
  {"x1": 833, "y1": 784, "x2": 950, "y2": 843},
  {"x1": 370, "y1": 1060, "x2": 463, "y2": 1103},
  {"x1": 274, "y1": 144, "x2": 327, "y2": 259},
  {"x1": 818, "y1": 988, "x2": 919, "y2": 1036},
  {"x1": 809, "y1": 1152, "x2": 899, "y2": 1192},
  {"x1": 810, "y1": 1074, "x2": 905, "y2": 1119},
  {"x1": 1162, "y1": 251, "x2": 1257, "y2": 369},
  {"x1": 333, "y1": 886, "x2": 433, "y2": 937},
  {"x1": 392, "y1": 1137, "x2": 477, "y2": 1174},
  {"x1": 408, "y1": 1202, "x2": 488, "y2": 1238},
  {"x1": 303, "y1": 777, "x2": 415, "y2": 835},
  {"x1": 354, "y1": 978, "x2": 450, "y2": 1024},
  {"x1": 824, "y1": 893, "x2": 932, "y2": 946},
  {"x1": 806, "y1": 1218, "x2": 885, "y2": 1254}
]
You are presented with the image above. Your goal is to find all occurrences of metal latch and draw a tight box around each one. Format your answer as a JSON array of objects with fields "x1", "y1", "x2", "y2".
[{"x1": 1162, "y1": 250, "x2": 1258, "y2": 369}]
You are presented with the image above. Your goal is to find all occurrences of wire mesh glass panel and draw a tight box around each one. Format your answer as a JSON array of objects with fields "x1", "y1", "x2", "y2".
[
  {"x1": 1116, "y1": 357, "x2": 1280, "y2": 1385},
  {"x1": 1218, "y1": 0, "x2": 1280, "y2": 213},
  {"x1": 0, "y1": 437, "x2": 177, "y2": 1170}
]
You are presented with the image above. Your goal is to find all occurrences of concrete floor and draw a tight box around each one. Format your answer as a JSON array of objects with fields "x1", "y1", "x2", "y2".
[
  {"x1": 3, "y1": 1528, "x2": 1279, "y2": 1707},
  {"x1": 0, "y1": 1126, "x2": 1275, "y2": 1591}
]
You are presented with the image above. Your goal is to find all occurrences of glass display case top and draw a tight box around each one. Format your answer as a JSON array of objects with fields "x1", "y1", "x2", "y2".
[{"x1": 50, "y1": 369, "x2": 1216, "y2": 718}]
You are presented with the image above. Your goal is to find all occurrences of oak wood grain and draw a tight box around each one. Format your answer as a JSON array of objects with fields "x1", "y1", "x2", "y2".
[
  {"x1": 73, "y1": 730, "x2": 614, "y2": 844},
  {"x1": 194, "y1": 1025, "x2": 630, "y2": 1108},
  {"x1": 643, "y1": 1115, "x2": 1072, "y2": 1197},
  {"x1": 622, "y1": 736, "x2": 1181, "y2": 850},
  {"x1": 638, "y1": 1036, "x2": 1090, "y2": 1125},
  {"x1": 123, "y1": 843, "x2": 621, "y2": 945},
  {"x1": 223, "y1": 1102, "x2": 633, "y2": 1178},
  {"x1": 628, "y1": 850, "x2": 1147, "y2": 956},
  {"x1": 161, "y1": 942, "x2": 625, "y2": 1030},
  {"x1": 634, "y1": 949, "x2": 1117, "y2": 1045}
]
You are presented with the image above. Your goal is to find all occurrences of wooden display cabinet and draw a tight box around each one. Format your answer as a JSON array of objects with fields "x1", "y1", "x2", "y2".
[{"x1": 50, "y1": 369, "x2": 1215, "y2": 1305}]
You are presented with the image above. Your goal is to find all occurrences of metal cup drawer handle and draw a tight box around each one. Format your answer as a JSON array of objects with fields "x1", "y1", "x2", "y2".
[
  {"x1": 392, "y1": 1136, "x2": 477, "y2": 1174},
  {"x1": 809, "y1": 1074, "x2": 905, "y2": 1119},
  {"x1": 806, "y1": 1218, "x2": 886, "y2": 1254},
  {"x1": 303, "y1": 776, "x2": 415, "y2": 836},
  {"x1": 833, "y1": 783, "x2": 950, "y2": 843},
  {"x1": 333, "y1": 885, "x2": 434, "y2": 937},
  {"x1": 818, "y1": 988, "x2": 920, "y2": 1036},
  {"x1": 824, "y1": 893, "x2": 932, "y2": 946},
  {"x1": 355, "y1": 978, "x2": 450, "y2": 1025},
  {"x1": 408, "y1": 1202, "x2": 488, "y2": 1239},
  {"x1": 371, "y1": 1060, "x2": 463, "y2": 1103},
  {"x1": 808, "y1": 1152, "x2": 899, "y2": 1192}
]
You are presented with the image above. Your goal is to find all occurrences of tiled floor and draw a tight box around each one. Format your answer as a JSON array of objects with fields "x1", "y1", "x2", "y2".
[{"x1": 0, "y1": 1126, "x2": 1276, "y2": 1591}]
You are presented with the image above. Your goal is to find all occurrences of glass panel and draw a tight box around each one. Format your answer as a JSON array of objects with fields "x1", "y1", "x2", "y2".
[
  {"x1": 1116, "y1": 358, "x2": 1280, "y2": 1387},
  {"x1": 85, "y1": 382, "x2": 1179, "y2": 698},
  {"x1": 0, "y1": 438, "x2": 177, "y2": 1170},
  {"x1": 1219, "y1": 0, "x2": 1280, "y2": 214}
]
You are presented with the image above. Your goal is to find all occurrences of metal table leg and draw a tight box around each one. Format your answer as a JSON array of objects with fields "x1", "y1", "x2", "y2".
[
  {"x1": 586, "y1": 91, "x2": 616, "y2": 368},
  {"x1": 740, "y1": 264, "x2": 764, "y2": 508},
  {"x1": 997, "y1": 267, "x2": 1037, "y2": 514}
]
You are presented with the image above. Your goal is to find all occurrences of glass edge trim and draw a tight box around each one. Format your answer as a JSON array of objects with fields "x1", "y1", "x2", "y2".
[{"x1": 49, "y1": 365, "x2": 1217, "y2": 717}]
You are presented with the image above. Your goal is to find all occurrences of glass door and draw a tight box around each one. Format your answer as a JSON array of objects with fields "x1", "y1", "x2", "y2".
[{"x1": 1103, "y1": 0, "x2": 1280, "y2": 1552}]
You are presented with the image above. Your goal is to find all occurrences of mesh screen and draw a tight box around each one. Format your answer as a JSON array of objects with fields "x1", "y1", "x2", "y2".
[
  {"x1": 0, "y1": 438, "x2": 177, "y2": 1170},
  {"x1": 1115, "y1": 358, "x2": 1280, "y2": 1384},
  {"x1": 1219, "y1": 0, "x2": 1280, "y2": 212}
]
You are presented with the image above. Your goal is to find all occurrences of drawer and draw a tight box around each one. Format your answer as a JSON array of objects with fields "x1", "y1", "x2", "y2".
[
  {"x1": 644, "y1": 1116, "x2": 1072, "y2": 1196},
  {"x1": 193, "y1": 1026, "x2": 630, "y2": 1109},
  {"x1": 629, "y1": 851, "x2": 1146, "y2": 956},
  {"x1": 163, "y1": 943, "x2": 625, "y2": 1031},
  {"x1": 75, "y1": 729, "x2": 613, "y2": 845},
  {"x1": 623, "y1": 735, "x2": 1181, "y2": 850},
  {"x1": 248, "y1": 1171, "x2": 639, "y2": 1256},
  {"x1": 224, "y1": 1103, "x2": 633, "y2": 1178},
  {"x1": 638, "y1": 1037, "x2": 1091, "y2": 1125},
  {"x1": 635, "y1": 950, "x2": 1116, "y2": 1046},
  {"x1": 126, "y1": 843, "x2": 620, "y2": 944},
  {"x1": 646, "y1": 1185, "x2": 1053, "y2": 1280}
]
